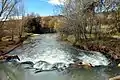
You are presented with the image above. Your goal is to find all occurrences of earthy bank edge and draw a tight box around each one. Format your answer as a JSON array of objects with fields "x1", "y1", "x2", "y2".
[
  {"x1": 0, "y1": 34, "x2": 31, "y2": 56},
  {"x1": 73, "y1": 39, "x2": 120, "y2": 65},
  {"x1": 59, "y1": 34, "x2": 120, "y2": 65}
]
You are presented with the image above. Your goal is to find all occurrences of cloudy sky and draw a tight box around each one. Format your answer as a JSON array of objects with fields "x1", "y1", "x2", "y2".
[{"x1": 24, "y1": 0, "x2": 64, "y2": 16}]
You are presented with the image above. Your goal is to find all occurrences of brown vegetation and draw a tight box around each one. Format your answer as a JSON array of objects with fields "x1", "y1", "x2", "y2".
[
  {"x1": 0, "y1": 0, "x2": 26, "y2": 54},
  {"x1": 74, "y1": 38, "x2": 120, "y2": 59},
  {"x1": 41, "y1": 15, "x2": 63, "y2": 32},
  {"x1": 58, "y1": 0, "x2": 120, "y2": 62}
]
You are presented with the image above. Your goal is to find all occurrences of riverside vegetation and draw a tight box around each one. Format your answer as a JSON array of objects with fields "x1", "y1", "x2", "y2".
[
  {"x1": 56, "y1": 0, "x2": 120, "y2": 66},
  {"x1": 0, "y1": 0, "x2": 120, "y2": 65},
  {"x1": 0, "y1": 0, "x2": 120, "y2": 79}
]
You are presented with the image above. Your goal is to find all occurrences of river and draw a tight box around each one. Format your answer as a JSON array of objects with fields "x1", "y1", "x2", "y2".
[{"x1": 0, "y1": 34, "x2": 120, "y2": 80}]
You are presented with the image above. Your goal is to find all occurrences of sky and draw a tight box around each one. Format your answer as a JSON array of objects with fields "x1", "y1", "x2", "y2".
[{"x1": 24, "y1": 0, "x2": 64, "y2": 16}]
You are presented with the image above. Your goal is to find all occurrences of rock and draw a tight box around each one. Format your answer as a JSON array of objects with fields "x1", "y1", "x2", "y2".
[
  {"x1": 67, "y1": 35, "x2": 76, "y2": 44},
  {"x1": 69, "y1": 61, "x2": 93, "y2": 69},
  {"x1": 20, "y1": 61, "x2": 34, "y2": 69},
  {"x1": 52, "y1": 62, "x2": 67, "y2": 69},
  {"x1": 20, "y1": 61, "x2": 34, "y2": 67},
  {"x1": 0, "y1": 55, "x2": 20, "y2": 62},
  {"x1": 109, "y1": 75, "x2": 120, "y2": 80},
  {"x1": 34, "y1": 60, "x2": 51, "y2": 70}
]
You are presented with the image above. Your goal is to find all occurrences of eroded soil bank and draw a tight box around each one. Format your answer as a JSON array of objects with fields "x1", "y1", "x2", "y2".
[{"x1": 0, "y1": 35, "x2": 30, "y2": 55}]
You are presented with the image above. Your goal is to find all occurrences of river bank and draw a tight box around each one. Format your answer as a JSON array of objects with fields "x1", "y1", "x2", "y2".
[
  {"x1": 60, "y1": 34, "x2": 120, "y2": 65},
  {"x1": 74, "y1": 39, "x2": 120, "y2": 65},
  {"x1": 0, "y1": 34, "x2": 31, "y2": 55}
]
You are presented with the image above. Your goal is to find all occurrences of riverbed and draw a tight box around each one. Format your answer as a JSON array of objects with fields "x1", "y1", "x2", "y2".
[{"x1": 0, "y1": 34, "x2": 120, "y2": 80}]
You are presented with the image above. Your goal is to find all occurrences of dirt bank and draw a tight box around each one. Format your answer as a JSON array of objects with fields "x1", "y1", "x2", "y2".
[{"x1": 0, "y1": 35, "x2": 30, "y2": 56}]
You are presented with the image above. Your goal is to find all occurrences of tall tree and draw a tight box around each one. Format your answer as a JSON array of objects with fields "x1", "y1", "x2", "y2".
[
  {"x1": 24, "y1": 13, "x2": 41, "y2": 34},
  {"x1": 61, "y1": 0, "x2": 98, "y2": 41},
  {"x1": 9, "y1": 0, "x2": 25, "y2": 40}
]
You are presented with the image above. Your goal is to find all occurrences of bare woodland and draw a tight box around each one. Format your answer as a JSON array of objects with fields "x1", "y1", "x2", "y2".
[
  {"x1": 59, "y1": 0, "x2": 120, "y2": 43},
  {"x1": 0, "y1": 0, "x2": 120, "y2": 55},
  {"x1": 0, "y1": 0, "x2": 25, "y2": 41}
]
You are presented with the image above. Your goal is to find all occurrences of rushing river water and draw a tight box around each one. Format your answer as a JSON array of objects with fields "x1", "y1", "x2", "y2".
[{"x1": 0, "y1": 34, "x2": 120, "y2": 80}]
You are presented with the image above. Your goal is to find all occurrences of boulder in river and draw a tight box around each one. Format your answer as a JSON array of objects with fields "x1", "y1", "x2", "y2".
[
  {"x1": 69, "y1": 60, "x2": 93, "y2": 69},
  {"x1": 34, "y1": 60, "x2": 52, "y2": 70},
  {"x1": 0, "y1": 55, "x2": 20, "y2": 62},
  {"x1": 52, "y1": 62, "x2": 67, "y2": 71},
  {"x1": 20, "y1": 61, "x2": 34, "y2": 69}
]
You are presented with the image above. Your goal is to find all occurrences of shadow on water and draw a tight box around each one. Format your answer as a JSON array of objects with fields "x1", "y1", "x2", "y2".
[
  {"x1": 0, "y1": 61, "x2": 24, "y2": 80},
  {"x1": 20, "y1": 63, "x2": 120, "y2": 80},
  {"x1": 1, "y1": 61, "x2": 120, "y2": 80}
]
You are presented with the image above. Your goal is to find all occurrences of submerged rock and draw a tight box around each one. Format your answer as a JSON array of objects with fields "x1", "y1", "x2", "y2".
[
  {"x1": 20, "y1": 61, "x2": 34, "y2": 69},
  {"x1": 69, "y1": 60, "x2": 93, "y2": 69},
  {"x1": 34, "y1": 60, "x2": 52, "y2": 70},
  {"x1": 0, "y1": 55, "x2": 20, "y2": 62},
  {"x1": 52, "y1": 62, "x2": 67, "y2": 71}
]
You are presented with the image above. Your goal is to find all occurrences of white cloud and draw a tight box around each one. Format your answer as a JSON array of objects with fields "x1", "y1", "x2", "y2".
[{"x1": 48, "y1": 0, "x2": 65, "y2": 5}]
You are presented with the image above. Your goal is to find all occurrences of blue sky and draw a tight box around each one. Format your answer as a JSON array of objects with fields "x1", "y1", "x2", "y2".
[
  {"x1": 24, "y1": 0, "x2": 64, "y2": 16},
  {"x1": 23, "y1": 0, "x2": 119, "y2": 16}
]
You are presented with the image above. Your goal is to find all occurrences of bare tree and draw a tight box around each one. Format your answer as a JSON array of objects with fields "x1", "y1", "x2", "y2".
[
  {"x1": 0, "y1": 0, "x2": 21, "y2": 27},
  {"x1": 16, "y1": 0, "x2": 25, "y2": 39},
  {"x1": 9, "y1": 0, "x2": 25, "y2": 40},
  {"x1": 60, "y1": 0, "x2": 99, "y2": 42},
  {"x1": 0, "y1": 0, "x2": 21, "y2": 41},
  {"x1": 59, "y1": 0, "x2": 120, "y2": 43}
]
